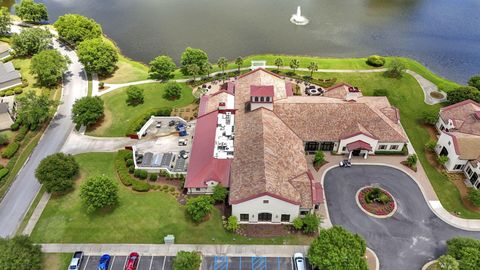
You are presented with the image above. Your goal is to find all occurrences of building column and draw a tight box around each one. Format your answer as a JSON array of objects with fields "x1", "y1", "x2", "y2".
[
  {"x1": 348, "y1": 151, "x2": 352, "y2": 160},
  {"x1": 364, "y1": 151, "x2": 368, "y2": 159}
]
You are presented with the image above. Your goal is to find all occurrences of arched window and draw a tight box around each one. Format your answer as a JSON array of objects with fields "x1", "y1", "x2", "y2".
[{"x1": 258, "y1": 212, "x2": 272, "y2": 222}]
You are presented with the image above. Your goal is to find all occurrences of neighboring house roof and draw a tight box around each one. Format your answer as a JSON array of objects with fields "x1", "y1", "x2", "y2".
[
  {"x1": 184, "y1": 110, "x2": 231, "y2": 188},
  {"x1": 0, "y1": 62, "x2": 21, "y2": 85},
  {"x1": 0, "y1": 103, "x2": 13, "y2": 131},
  {"x1": 445, "y1": 131, "x2": 480, "y2": 160},
  {"x1": 274, "y1": 96, "x2": 407, "y2": 142},
  {"x1": 439, "y1": 99, "x2": 480, "y2": 136}
]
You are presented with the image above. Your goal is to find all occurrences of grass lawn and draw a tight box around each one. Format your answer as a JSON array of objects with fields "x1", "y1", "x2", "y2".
[
  {"x1": 42, "y1": 253, "x2": 72, "y2": 270},
  {"x1": 12, "y1": 57, "x2": 59, "y2": 96},
  {"x1": 30, "y1": 153, "x2": 312, "y2": 244},
  {"x1": 101, "y1": 55, "x2": 149, "y2": 84},
  {"x1": 87, "y1": 83, "x2": 195, "y2": 137},
  {"x1": 291, "y1": 70, "x2": 478, "y2": 218}
]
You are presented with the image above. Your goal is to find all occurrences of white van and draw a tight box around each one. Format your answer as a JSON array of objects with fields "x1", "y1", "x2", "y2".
[{"x1": 294, "y1": 253, "x2": 306, "y2": 270}]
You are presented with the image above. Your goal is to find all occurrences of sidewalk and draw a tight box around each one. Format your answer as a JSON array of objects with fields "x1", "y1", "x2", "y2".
[
  {"x1": 60, "y1": 130, "x2": 136, "y2": 155},
  {"x1": 310, "y1": 152, "x2": 480, "y2": 231},
  {"x1": 41, "y1": 243, "x2": 308, "y2": 256}
]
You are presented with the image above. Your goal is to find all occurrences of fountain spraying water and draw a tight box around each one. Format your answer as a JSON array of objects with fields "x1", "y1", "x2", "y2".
[{"x1": 290, "y1": 6, "x2": 309, "y2": 25}]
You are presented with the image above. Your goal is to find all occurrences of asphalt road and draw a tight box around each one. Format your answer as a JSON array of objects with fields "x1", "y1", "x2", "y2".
[
  {"x1": 324, "y1": 165, "x2": 480, "y2": 270},
  {"x1": 0, "y1": 25, "x2": 87, "y2": 237}
]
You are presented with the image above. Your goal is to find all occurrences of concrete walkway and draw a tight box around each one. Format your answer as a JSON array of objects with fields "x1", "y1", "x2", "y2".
[
  {"x1": 22, "y1": 192, "x2": 50, "y2": 235},
  {"x1": 406, "y1": 70, "x2": 447, "y2": 105},
  {"x1": 41, "y1": 243, "x2": 308, "y2": 256},
  {"x1": 91, "y1": 73, "x2": 99, "y2": 96},
  {"x1": 60, "y1": 131, "x2": 136, "y2": 155}
]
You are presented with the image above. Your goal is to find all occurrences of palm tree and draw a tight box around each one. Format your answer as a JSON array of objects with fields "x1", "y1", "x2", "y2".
[
  {"x1": 307, "y1": 62, "x2": 319, "y2": 78},
  {"x1": 217, "y1": 57, "x2": 228, "y2": 83},
  {"x1": 289, "y1": 59, "x2": 300, "y2": 74},
  {"x1": 202, "y1": 62, "x2": 213, "y2": 78},
  {"x1": 274, "y1": 58, "x2": 283, "y2": 71},
  {"x1": 235, "y1": 56, "x2": 244, "y2": 74},
  {"x1": 187, "y1": 64, "x2": 200, "y2": 81}
]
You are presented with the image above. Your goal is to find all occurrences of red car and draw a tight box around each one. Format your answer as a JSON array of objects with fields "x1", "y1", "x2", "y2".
[{"x1": 124, "y1": 252, "x2": 139, "y2": 270}]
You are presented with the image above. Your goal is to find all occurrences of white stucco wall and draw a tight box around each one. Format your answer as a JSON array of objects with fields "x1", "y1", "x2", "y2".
[
  {"x1": 232, "y1": 195, "x2": 300, "y2": 224},
  {"x1": 337, "y1": 134, "x2": 378, "y2": 154},
  {"x1": 375, "y1": 142, "x2": 405, "y2": 152},
  {"x1": 435, "y1": 133, "x2": 467, "y2": 171},
  {"x1": 464, "y1": 162, "x2": 480, "y2": 189},
  {"x1": 187, "y1": 180, "x2": 219, "y2": 194}
]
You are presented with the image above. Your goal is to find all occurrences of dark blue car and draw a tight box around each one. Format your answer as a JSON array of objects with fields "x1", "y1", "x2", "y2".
[{"x1": 98, "y1": 254, "x2": 110, "y2": 270}]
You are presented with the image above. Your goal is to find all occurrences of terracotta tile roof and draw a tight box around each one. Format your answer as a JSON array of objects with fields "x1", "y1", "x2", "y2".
[
  {"x1": 274, "y1": 96, "x2": 407, "y2": 142},
  {"x1": 324, "y1": 83, "x2": 363, "y2": 99},
  {"x1": 440, "y1": 99, "x2": 480, "y2": 136},
  {"x1": 447, "y1": 131, "x2": 480, "y2": 160},
  {"x1": 251, "y1": 85, "x2": 274, "y2": 97}
]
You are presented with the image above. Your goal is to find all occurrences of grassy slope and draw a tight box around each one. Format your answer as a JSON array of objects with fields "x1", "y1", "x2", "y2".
[
  {"x1": 87, "y1": 83, "x2": 195, "y2": 137},
  {"x1": 293, "y1": 70, "x2": 477, "y2": 218},
  {"x1": 31, "y1": 152, "x2": 311, "y2": 244},
  {"x1": 42, "y1": 253, "x2": 72, "y2": 270}
]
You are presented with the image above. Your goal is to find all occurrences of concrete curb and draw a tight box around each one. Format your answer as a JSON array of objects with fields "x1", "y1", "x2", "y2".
[
  {"x1": 421, "y1": 260, "x2": 437, "y2": 270},
  {"x1": 366, "y1": 247, "x2": 380, "y2": 270},
  {"x1": 355, "y1": 187, "x2": 397, "y2": 219}
]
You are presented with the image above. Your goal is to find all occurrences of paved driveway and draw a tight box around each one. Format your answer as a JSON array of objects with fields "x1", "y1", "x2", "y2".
[{"x1": 324, "y1": 165, "x2": 480, "y2": 270}]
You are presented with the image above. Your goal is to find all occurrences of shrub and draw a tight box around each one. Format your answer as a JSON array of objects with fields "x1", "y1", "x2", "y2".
[
  {"x1": 373, "y1": 89, "x2": 388, "y2": 96},
  {"x1": 468, "y1": 75, "x2": 480, "y2": 90},
  {"x1": 384, "y1": 59, "x2": 405, "y2": 78},
  {"x1": 225, "y1": 216, "x2": 239, "y2": 232},
  {"x1": 0, "y1": 133, "x2": 8, "y2": 145},
  {"x1": 128, "y1": 165, "x2": 135, "y2": 173},
  {"x1": 467, "y1": 189, "x2": 480, "y2": 207},
  {"x1": 313, "y1": 151, "x2": 325, "y2": 166},
  {"x1": 438, "y1": 155, "x2": 449, "y2": 165},
  {"x1": 14, "y1": 88, "x2": 23, "y2": 94},
  {"x1": 115, "y1": 150, "x2": 150, "y2": 191},
  {"x1": 212, "y1": 184, "x2": 228, "y2": 202},
  {"x1": 125, "y1": 159, "x2": 134, "y2": 166},
  {"x1": 1, "y1": 142, "x2": 19, "y2": 158},
  {"x1": 447, "y1": 86, "x2": 480, "y2": 105},
  {"x1": 292, "y1": 217, "x2": 304, "y2": 230},
  {"x1": 422, "y1": 111, "x2": 438, "y2": 125},
  {"x1": 126, "y1": 85, "x2": 144, "y2": 106},
  {"x1": 186, "y1": 195, "x2": 214, "y2": 222},
  {"x1": 134, "y1": 169, "x2": 148, "y2": 179},
  {"x1": 302, "y1": 213, "x2": 320, "y2": 234},
  {"x1": 164, "y1": 82, "x2": 183, "y2": 100},
  {"x1": 14, "y1": 126, "x2": 29, "y2": 142},
  {"x1": 0, "y1": 91, "x2": 4, "y2": 97},
  {"x1": 366, "y1": 55, "x2": 386, "y2": 67},
  {"x1": 10, "y1": 121, "x2": 20, "y2": 131},
  {"x1": 0, "y1": 167, "x2": 9, "y2": 179},
  {"x1": 437, "y1": 254, "x2": 459, "y2": 270},
  {"x1": 5, "y1": 90, "x2": 14, "y2": 96},
  {"x1": 406, "y1": 154, "x2": 417, "y2": 167},
  {"x1": 132, "y1": 181, "x2": 150, "y2": 192},
  {"x1": 173, "y1": 251, "x2": 202, "y2": 270},
  {"x1": 80, "y1": 175, "x2": 118, "y2": 213},
  {"x1": 446, "y1": 237, "x2": 480, "y2": 259},
  {"x1": 149, "y1": 173, "x2": 158, "y2": 181},
  {"x1": 99, "y1": 82, "x2": 104, "y2": 89},
  {"x1": 425, "y1": 139, "x2": 437, "y2": 152}
]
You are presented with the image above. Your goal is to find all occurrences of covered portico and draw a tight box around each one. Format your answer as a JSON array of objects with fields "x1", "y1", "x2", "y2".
[{"x1": 346, "y1": 140, "x2": 372, "y2": 159}]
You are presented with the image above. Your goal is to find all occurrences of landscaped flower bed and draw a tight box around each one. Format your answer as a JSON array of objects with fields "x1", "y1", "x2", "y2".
[{"x1": 357, "y1": 186, "x2": 396, "y2": 217}]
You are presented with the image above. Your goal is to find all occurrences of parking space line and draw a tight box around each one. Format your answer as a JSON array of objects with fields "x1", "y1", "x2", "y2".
[
  {"x1": 162, "y1": 256, "x2": 166, "y2": 270},
  {"x1": 278, "y1": 257, "x2": 280, "y2": 270},
  {"x1": 82, "y1": 256, "x2": 90, "y2": 270},
  {"x1": 138, "y1": 255, "x2": 142, "y2": 269},
  {"x1": 214, "y1": 256, "x2": 217, "y2": 270},
  {"x1": 109, "y1": 256, "x2": 116, "y2": 270},
  {"x1": 239, "y1": 256, "x2": 242, "y2": 270},
  {"x1": 290, "y1": 257, "x2": 294, "y2": 270},
  {"x1": 123, "y1": 256, "x2": 128, "y2": 270},
  {"x1": 148, "y1": 256, "x2": 154, "y2": 270}
]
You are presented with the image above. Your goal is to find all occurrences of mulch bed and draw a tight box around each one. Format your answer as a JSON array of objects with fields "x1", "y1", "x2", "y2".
[
  {"x1": 237, "y1": 224, "x2": 295, "y2": 238},
  {"x1": 155, "y1": 177, "x2": 183, "y2": 189},
  {"x1": 358, "y1": 187, "x2": 395, "y2": 216},
  {"x1": 314, "y1": 161, "x2": 328, "y2": 171},
  {"x1": 400, "y1": 161, "x2": 417, "y2": 172}
]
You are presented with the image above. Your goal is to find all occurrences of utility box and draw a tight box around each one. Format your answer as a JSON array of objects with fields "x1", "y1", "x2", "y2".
[{"x1": 164, "y1": 234, "x2": 175, "y2": 244}]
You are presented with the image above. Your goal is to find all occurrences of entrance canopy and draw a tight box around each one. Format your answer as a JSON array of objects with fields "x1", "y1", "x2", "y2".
[{"x1": 346, "y1": 140, "x2": 372, "y2": 151}]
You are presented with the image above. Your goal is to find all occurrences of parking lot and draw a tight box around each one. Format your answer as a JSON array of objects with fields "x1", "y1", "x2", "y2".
[
  {"x1": 80, "y1": 255, "x2": 174, "y2": 270},
  {"x1": 202, "y1": 256, "x2": 312, "y2": 270}
]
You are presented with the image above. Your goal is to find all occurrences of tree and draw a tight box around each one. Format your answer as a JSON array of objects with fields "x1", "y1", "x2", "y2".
[
  {"x1": 225, "y1": 216, "x2": 239, "y2": 232},
  {"x1": 0, "y1": 7, "x2": 11, "y2": 36},
  {"x1": 201, "y1": 62, "x2": 213, "y2": 78},
  {"x1": 126, "y1": 86, "x2": 144, "y2": 106},
  {"x1": 53, "y1": 14, "x2": 102, "y2": 45},
  {"x1": 173, "y1": 251, "x2": 201, "y2": 270},
  {"x1": 72, "y1": 96, "x2": 104, "y2": 127},
  {"x1": 425, "y1": 139, "x2": 437, "y2": 152},
  {"x1": 0, "y1": 235, "x2": 42, "y2": 270},
  {"x1": 212, "y1": 184, "x2": 228, "y2": 202},
  {"x1": 80, "y1": 175, "x2": 119, "y2": 214},
  {"x1": 307, "y1": 62, "x2": 318, "y2": 78},
  {"x1": 30, "y1": 49, "x2": 69, "y2": 87},
  {"x1": 14, "y1": 0, "x2": 48, "y2": 23},
  {"x1": 289, "y1": 59, "x2": 300, "y2": 73},
  {"x1": 11, "y1": 28, "x2": 52, "y2": 57},
  {"x1": 274, "y1": 58, "x2": 283, "y2": 71},
  {"x1": 149, "y1": 55, "x2": 176, "y2": 80},
  {"x1": 458, "y1": 247, "x2": 480, "y2": 270},
  {"x1": 217, "y1": 57, "x2": 228, "y2": 83},
  {"x1": 447, "y1": 237, "x2": 480, "y2": 259},
  {"x1": 468, "y1": 75, "x2": 480, "y2": 90},
  {"x1": 438, "y1": 255, "x2": 459, "y2": 270},
  {"x1": 235, "y1": 56, "x2": 243, "y2": 74},
  {"x1": 302, "y1": 213, "x2": 320, "y2": 234},
  {"x1": 366, "y1": 55, "x2": 386, "y2": 67},
  {"x1": 447, "y1": 86, "x2": 480, "y2": 105},
  {"x1": 384, "y1": 59, "x2": 406, "y2": 78},
  {"x1": 308, "y1": 226, "x2": 368, "y2": 270},
  {"x1": 77, "y1": 38, "x2": 118, "y2": 76},
  {"x1": 186, "y1": 64, "x2": 200, "y2": 81},
  {"x1": 35, "y1": 153, "x2": 79, "y2": 193},
  {"x1": 16, "y1": 91, "x2": 58, "y2": 130},
  {"x1": 313, "y1": 151, "x2": 325, "y2": 166},
  {"x1": 180, "y1": 47, "x2": 208, "y2": 75},
  {"x1": 467, "y1": 189, "x2": 480, "y2": 207},
  {"x1": 164, "y1": 82, "x2": 182, "y2": 100},
  {"x1": 186, "y1": 195, "x2": 213, "y2": 222}
]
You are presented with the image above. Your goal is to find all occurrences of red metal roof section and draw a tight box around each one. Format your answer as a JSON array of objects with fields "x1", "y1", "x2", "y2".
[
  {"x1": 198, "y1": 95, "x2": 209, "y2": 117},
  {"x1": 250, "y1": 85, "x2": 274, "y2": 97},
  {"x1": 285, "y1": 82, "x2": 293, "y2": 96},
  {"x1": 340, "y1": 131, "x2": 378, "y2": 140},
  {"x1": 346, "y1": 140, "x2": 373, "y2": 151},
  {"x1": 184, "y1": 110, "x2": 232, "y2": 188}
]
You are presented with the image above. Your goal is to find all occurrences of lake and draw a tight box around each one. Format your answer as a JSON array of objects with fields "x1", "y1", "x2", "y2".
[{"x1": 7, "y1": 0, "x2": 480, "y2": 83}]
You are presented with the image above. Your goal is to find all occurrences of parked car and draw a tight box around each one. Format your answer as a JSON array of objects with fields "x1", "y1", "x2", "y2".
[
  {"x1": 125, "y1": 252, "x2": 139, "y2": 270},
  {"x1": 68, "y1": 251, "x2": 84, "y2": 270},
  {"x1": 156, "y1": 121, "x2": 162, "y2": 128},
  {"x1": 98, "y1": 254, "x2": 111, "y2": 270},
  {"x1": 178, "y1": 138, "x2": 188, "y2": 146},
  {"x1": 293, "y1": 253, "x2": 306, "y2": 270},
  {"x1": 179, "y1": 150, "x2": 189, "y2": 159}
]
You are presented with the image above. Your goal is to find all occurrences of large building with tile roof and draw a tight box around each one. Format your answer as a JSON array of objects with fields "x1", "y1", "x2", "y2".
[
  {"x1": 435, "y1": 99, "x2": 480, "y2": 188},
  {"x1": 185, "y1": 68, "x2": 408, "y2": 223}
]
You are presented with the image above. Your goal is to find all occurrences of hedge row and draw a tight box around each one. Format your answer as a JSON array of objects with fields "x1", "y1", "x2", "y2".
[
  {"x1": 1, "y1": 142, "x2": 19, "y2": 159},
  {"x1": 0, "y1": 87, "x2": 23, "y2": 97},
  {"x1": 0, "y1": 168, "x2": 9, "y2": 180},
  {"x1": 125, "y1": 108, "x2": 172, "y2": 135},
  {"x1": 115, "y1": 150, "x2": 150, "y2": 192}
]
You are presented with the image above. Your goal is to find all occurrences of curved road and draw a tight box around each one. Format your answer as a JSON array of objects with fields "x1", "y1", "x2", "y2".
[
  {"x1": 0, "y1": 27, "x2": 87, "y2": 237},
  {"x1": 324, "y1": 165, "x2": 480, "y2": 270}
]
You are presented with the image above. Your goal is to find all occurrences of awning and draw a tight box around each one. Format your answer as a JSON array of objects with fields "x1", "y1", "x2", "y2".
[{"x1": 346, "y1": 140, "x2": 372, "y2": 151}]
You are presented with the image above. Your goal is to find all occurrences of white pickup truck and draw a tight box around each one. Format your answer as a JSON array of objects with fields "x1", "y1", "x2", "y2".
[{"x1": 68, "y1": 251, "x2": 84, "y2": 270}]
